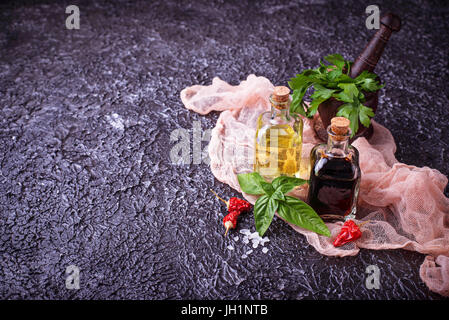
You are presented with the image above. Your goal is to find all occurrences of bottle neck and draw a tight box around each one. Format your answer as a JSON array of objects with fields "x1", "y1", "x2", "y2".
[
  {"x1": 270, "y1": 95, "x2": 291, "y2": 120},
  {"x1": 326, "y1": 129, "x2": 350, "y2": 156},
  {"x1": 270, "y1": 106, "x2": 290, "y2": 119}
]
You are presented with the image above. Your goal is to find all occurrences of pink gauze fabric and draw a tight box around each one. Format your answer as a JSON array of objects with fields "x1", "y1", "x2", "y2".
[{"x1": 180, "y1": 74, "x2": 449, "y2": 297}]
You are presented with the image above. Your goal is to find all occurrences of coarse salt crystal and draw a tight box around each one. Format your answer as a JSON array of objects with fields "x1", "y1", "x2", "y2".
[
  {"x1": 234, "y1": 229, "x2": 270, "y2": 254},
  {"x1": 260, "y1": 237, "x2": 270, "y2": 246},
  {"x1": 227, "y1": 245, "x2": 234, "y2": 251},
  {"x1": 249, "y1": 232, "x2": 260, "y2": 239}
]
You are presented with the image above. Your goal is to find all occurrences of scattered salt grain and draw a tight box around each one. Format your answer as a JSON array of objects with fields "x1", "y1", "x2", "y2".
[
  {"x1": 249, "y1": 232, "x2": 260, "y2": 239},
  {"x1": 252, "y1": 239, "x2": 259, "y2": 248},
  {"x1": 227, "y1": 245, "x2": 234, "y2": 251},
  {"x1": 105, "y1": 113, "x2": 125, "y2": 131},
  {"x1": 260, "y1": 237, "x2": 270, "y2": 246},
  {"x1": 233, "y1": 229, "x2": 271, "y2": 256}
]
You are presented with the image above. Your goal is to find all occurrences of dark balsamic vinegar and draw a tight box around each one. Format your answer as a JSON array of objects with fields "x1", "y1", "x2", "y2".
[
  {"x1": 307, "y1": 117, "x2": 361, "y2": 221},
  {"x1": 307, "y1": 152, "x2": 360, "y2": 218}
]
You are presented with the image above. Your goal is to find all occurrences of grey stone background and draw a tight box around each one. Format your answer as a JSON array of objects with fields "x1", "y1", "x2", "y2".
[{"x1": 0, "y1": 0, "x2": 448, "y2": 299}]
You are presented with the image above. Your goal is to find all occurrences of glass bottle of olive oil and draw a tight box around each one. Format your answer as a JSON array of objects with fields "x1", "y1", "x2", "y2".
[{"x1": 254, "y1": 86, "x2": 303, "y2": 181}]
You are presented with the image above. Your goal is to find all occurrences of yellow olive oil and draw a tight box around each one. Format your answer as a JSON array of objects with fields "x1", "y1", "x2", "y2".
[{"x1": 254, "y1": 86, "x2": 303, "y2": 181}]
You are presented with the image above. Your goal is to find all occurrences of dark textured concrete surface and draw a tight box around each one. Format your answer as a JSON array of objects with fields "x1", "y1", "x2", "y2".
[{"x1": 0, "y1": 0, "x2": 448, "y2": 299}]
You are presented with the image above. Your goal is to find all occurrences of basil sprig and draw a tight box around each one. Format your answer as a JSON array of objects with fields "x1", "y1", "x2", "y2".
[{"x1": 237, "y1": 173, "x2": 331, "y2": 237}]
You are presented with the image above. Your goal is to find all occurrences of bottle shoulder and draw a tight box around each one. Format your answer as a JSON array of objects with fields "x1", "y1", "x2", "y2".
[
  {"x1": 311, "y1": 144, "x2": 359, "y2": 161},
  {"x1": 310, "y1": 143, "x2": 361, "y2": 179},
  {"x1": 348, "y1": 145, "x2": 360, "y2": 164},
  {"x1": 256, "y1": 112, "x2": 303, "y2": 139},
  {"x1": 310, "y1": 144, "x2": 326, "y2": 157},
  {"x1": 257, "y1": 112, "x2": 303, "y2": 128}
]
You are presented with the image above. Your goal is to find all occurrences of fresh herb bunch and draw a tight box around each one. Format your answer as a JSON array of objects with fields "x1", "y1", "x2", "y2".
[
  {"x1": 288, "y1": 54, "x2": 383, "y2": 137},
  {"x1": 237, "y1": 172, "x2": 330, "y2": 237}
]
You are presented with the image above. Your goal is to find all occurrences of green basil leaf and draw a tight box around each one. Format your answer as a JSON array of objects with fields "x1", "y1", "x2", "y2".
[
  {"x1": 274, "y1": 183, "x2": 295, "y2": 196},
  {"x1": 277, "y1": 182, "x2": 300, "y2": 195},
  {"x1": 271, "y1": 188, "x2": 285, "y2": 201},
  {"x1": 277, "y1": 196, "x2": 331, "y2": 237},
  {"x1": 260, "y1": 181, "x2": 275, "y2": 196},
  {"x1": 237, "y1": 172, "x2": 267, "y2": 195},
  {"x1": 272, "y1": 176, "x2": 308, "y2": 191},
  {"x1": 254, "y1": 195, "x2": 278, "y2": 236}
]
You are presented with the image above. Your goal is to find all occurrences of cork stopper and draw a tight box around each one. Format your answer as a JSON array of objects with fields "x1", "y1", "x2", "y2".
[
  {"x1": 272, "y1": 86, "x2": 290, "y2": 103},
  {"x1": 330, "y1": 117, "x2": 350, "y2": 136}
]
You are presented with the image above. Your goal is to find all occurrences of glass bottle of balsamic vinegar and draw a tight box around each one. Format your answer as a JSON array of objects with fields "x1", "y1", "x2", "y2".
[
  {"x1": 307, "y1": 117, "x2": 361, "y2": 221},
  {"x1": 254, "y1": 86, "x2": 303, "y2": 181}
]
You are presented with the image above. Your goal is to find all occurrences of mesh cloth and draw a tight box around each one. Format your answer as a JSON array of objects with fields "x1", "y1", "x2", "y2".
[{"x1": 181, "y1": 75, "x2": 449, "y2": 296}]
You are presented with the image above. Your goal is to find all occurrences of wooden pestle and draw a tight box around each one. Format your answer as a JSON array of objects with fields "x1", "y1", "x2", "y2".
[{"x1": 350, "y1": 13, "x2": 401, "y2": 78}]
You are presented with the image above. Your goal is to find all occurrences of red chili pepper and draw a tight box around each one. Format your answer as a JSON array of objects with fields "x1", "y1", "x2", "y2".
[
  {"x1": 333, "y1": 220, "x2": 364, "y2": 247},
  {"x1": 228, "y1": 197, "x2": 252, "y2": 212},
  {"x1": 210, "y1": 189, "x2": 252, "y2": 236},
  {"x1": 223, "y1": 211, "x2": 239, "y2": 236}
]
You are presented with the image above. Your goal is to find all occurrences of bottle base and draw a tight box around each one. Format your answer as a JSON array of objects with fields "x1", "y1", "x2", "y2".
[{"x1": 318, "y1": 208, "x2": 357, "y2": 222}]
